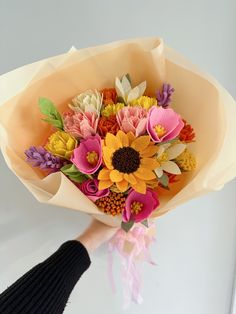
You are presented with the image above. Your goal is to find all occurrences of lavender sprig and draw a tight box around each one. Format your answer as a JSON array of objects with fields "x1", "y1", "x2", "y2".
[
  {"x1": 25, "y1": 146, "x2": 64, "y2": 171},
  {"x1": 156, "y1": 83, "x2": 175, "y2": 108}
]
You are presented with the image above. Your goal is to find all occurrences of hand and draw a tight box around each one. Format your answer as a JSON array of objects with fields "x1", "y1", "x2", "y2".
[{"x1": 76, "y1": 219, "x2": 118, "y2": 254}]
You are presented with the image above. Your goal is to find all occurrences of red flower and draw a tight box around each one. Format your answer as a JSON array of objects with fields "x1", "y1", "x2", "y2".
[
  {"x1": 97, "y1": 115, "x2": 120, "y2": 138},
  {"x1": 167, "y1": 173, "x2": 180, "y2": 184},
  {"x1": 179, "y1": 119, "x2": 195, "y2": 143},
  {"x1": 100, "y1": 88, "x2": 117, "y2": 105}
]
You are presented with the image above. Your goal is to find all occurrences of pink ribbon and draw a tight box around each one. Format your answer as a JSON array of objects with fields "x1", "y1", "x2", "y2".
[{"x1": 108, "y1": 223, "x2": 156, "y2": 309}]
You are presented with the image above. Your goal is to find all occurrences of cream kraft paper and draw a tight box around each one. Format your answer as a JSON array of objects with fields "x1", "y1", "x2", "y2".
[{"x1": 0, "y1": 37, "x2": 236, "y2": 227}]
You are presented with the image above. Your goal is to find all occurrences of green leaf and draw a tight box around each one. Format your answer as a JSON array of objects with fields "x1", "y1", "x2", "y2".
[
  {"x1": 141, "y1": 219, "x2": 149, "y2": 228},
  {"x1": 159, "y1": 173, "x2": 169, "y2": 188},
  {"x1": 42, "y1": 118, "x2": 63, "y2": 129},
  {"x1": 61, "y1": 164, "x2": 78, "y2": 174},
  {"x1": 121, "y1": 220, "x2": 134, "y2": 233},
  {"x1": 61, "y1": 164, "x2": 89, "y2": 183},
  {"x1": 39, "y1": 97, "x2": 64, "y2": 130}
]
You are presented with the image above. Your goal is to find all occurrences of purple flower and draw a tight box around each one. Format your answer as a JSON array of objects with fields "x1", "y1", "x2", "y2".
[
  {"x1": 78, "y1": 178, "x2": 109, "y2": 202},
  {"x1": 25, "y1": 146, "x2": 64, "y2": 170},
  {"x1": 156, "y1": 83, "x2": 175, "y2": 108}
]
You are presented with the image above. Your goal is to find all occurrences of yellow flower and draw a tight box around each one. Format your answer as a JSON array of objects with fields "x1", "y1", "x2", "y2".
[
  {"x1": 101, "y1": 103, "x2": 125, "y2": 118},
  {"x1": 45, "y1": 130, "x2": 77, "y2": 160},
  {"x1": 175, "y1": 149, "x2": 196, "y2": 171},
  {"x1": 130, "y1": 96, "x2": 158, "y2": 111},
  {"x1": 98, "y1": 130, "x2": 159, "y2": 194}
]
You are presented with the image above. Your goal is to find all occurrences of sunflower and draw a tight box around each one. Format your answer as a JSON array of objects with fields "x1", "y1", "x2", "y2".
[{"x1": 98, "y1": 130, "x2": 159, "y2": 194}]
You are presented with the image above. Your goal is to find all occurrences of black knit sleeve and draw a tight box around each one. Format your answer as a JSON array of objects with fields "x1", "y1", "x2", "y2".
[{"x1": 0, "y1": 240, "x2": 91, "y2": 314}]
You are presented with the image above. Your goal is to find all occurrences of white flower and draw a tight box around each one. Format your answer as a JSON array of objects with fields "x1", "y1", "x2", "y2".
[
  {"x1": 69, "y1": 90, "x2": 103, "y2": 115},
  {"x1": 154, "y1": 142, "x2": 187, "y2": 178},
  {"x1": 115, "y1": 75, "x2": 146, "y2": 105}
]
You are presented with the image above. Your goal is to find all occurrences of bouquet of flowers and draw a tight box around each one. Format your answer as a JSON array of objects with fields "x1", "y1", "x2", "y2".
[
  {"x1": 24, "y1": 75, "x2": 196, "y2": 231},
  {"x1": 1, "y1": 37, "x2": 236, "y2": 305}
]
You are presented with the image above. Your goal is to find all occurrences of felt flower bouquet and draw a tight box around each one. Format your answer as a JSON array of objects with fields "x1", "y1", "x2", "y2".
[
  {"x1": 1, "y1": 37, "x2": 236, "y2": 306},
  {"x1": 24, "y1": 75, "x2": 196, "y2": 231}
]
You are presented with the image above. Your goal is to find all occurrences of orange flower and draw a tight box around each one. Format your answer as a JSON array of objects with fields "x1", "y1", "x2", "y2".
[
  {"x1": 101, "y1": 88, "x2": 117, "y2": 105},
  {"x1": 179, "y1": 119, "x2": 195, "y2": 143},
  {"x1": 98, "y1": 115, "x2": 120, "y2": 138},
  {"x1": 98, "y1": 130, "x2": 159, "y2": 194}
]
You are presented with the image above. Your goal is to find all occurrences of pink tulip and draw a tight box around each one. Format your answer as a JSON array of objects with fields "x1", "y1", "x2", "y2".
[
  {"x1": 78, "y1": 178, "x2": 109, "y2": 201},
  {"x1": 71, "y1": 134, "x2": 102, "y2": 174},
  {"x1": 147, "y1": 106, "x2": 184, "y2": 142},
  {"x1": 63, "y1": 111, "x2": 99, "y2": 139},
  {"x1": 116, "y1": 106, "x2": 147, "y2": 137},
  {"x1": 123, "y1": 188, "x2": 159, "y2": 223}
]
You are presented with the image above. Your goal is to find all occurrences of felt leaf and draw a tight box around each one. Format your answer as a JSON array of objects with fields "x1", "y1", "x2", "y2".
[
  {"x1": 39, "y1": 97, "x2": 63, "y2": 130},
  {"x1": 141, "y1": 219, "x2": 149, "y2": 228},
  {"x1": 166, "y1": 143, "x2": 186, "y2": 160},
  {"x1": 42, "y1": 118, "x2": 63, "y2": 129},
  {"x1": 61, "y1": 164, "x2": 88, "y2": 183},
  {"x1": 159, "y1": 173, "x2": 169, "y2": 187},
  {"x1": 61, "y1": 164, "x2": 78, "y2": 174},
  {"x1": 161, "y1": 161, "x2": 181, "y2": 175},
  {"x1": 121, "y1": 220, "x2": 134, "y2": 233}
]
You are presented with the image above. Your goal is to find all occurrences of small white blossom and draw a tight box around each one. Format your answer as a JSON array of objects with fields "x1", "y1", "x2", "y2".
[
  {"x1": 115, "y1": 75, "x2": 146, "y2": 105},
  {"x1": 69, "y1": 90, "x2": 103, "y2": 115},
  {"x1": 155, "y1": 142, "x2": 187, "y2": 178}
]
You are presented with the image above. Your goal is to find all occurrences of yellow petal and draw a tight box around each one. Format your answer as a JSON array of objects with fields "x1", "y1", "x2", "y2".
[
  {"x1": 116, "y1": 179, "x2": 129, "y2": 192},
  {"x1": 131, "y1": 180, "x2": 146, "y2": 194},
  {"x1": 141, "y1": 157, "x2": 160, "y2": 169},
  {"x1": 98, "y1": 180, "x2": 113, "y2": 190},
  {"x1": 116, "y1": 130, "x2": 129, "y2": 147},
  {"x1": 126, "y1": 131, "x2": 136, "y2": 145},
  {"x1": 140, "y1": 145, "x2": 159, "y2": 157},
  {"x1": 102, "y1": 146, "x2": 114, "y2": 168},
  {"x1": 131, "y1": 135, "x2": 150, "y2": 152},
  {"x1": 105, "y1": 132, "x2": 121, "y2": 150},
  {"x1": 109, "y1": 169, "x2": 124, "y2": 182},
  {"x1": 134, "y1": 167, "x2": 156, "y2": 180},
  {"x1": 124, "y1": 173, "x2": 137, "y2": 185},
  {"x1": 98, "y1": 168, "x2": 110, "y2": 180}
]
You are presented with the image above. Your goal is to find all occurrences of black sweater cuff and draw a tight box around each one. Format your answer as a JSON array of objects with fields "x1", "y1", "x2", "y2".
[{"x1": 0, "y1": 240, "x2": 91, "y2": 314}]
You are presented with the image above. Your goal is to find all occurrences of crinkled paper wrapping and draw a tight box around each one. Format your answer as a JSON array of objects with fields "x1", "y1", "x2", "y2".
[{"x1": 0, "y1": 37, "x2": 236, "y2": 227}]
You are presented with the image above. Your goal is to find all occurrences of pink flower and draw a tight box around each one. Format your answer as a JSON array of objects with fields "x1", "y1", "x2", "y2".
[
  {"x1": 71, "y1": 134, "x2": 102, "y2": 174},
  {"x1": 116, "y1": 106, "x2": 147, "y2": 136},
  {"x1": 123, "y1": 188, "x2": 159, "y2": 223},
  {"x1": 78, "y1": 178, "x2": 109, "y2": 201},
  {"x1": 63, "y1": 111, "x2": 99, "y2": 139},
  {"x1": 147, "y1": 106, "x2": 184, "y2": 143}
]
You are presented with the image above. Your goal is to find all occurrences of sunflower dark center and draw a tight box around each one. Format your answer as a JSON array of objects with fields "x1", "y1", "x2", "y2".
[{"x1": 112, "y1": 147, "x2": 140, "y2": 173}]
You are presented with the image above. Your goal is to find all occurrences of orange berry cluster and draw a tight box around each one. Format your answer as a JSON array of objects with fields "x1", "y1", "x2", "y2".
[
  {"x1": 179, "y1": 119, "x2": 195, "y2": 143},
  {"x1": 95, "y1": 191, "x2": 126, "y2": 216}
]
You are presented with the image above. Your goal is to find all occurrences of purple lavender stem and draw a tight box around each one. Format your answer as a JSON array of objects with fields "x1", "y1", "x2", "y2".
[
  {"x1": 156, "y1": 83, "x2": 175, "y2": 108},
  {"x1": 25, "y1": 146, "x2": 64, "y2": 170}
]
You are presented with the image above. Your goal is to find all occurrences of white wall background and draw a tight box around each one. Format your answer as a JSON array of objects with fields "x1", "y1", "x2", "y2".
[{"x1": 0, "y1": 1, "x2": 236, "y2": 313}]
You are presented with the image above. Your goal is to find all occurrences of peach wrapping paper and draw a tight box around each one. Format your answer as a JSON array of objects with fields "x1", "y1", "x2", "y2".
[{"x1": 0, "y1": 37, "x2": 236, "y2": 227}]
